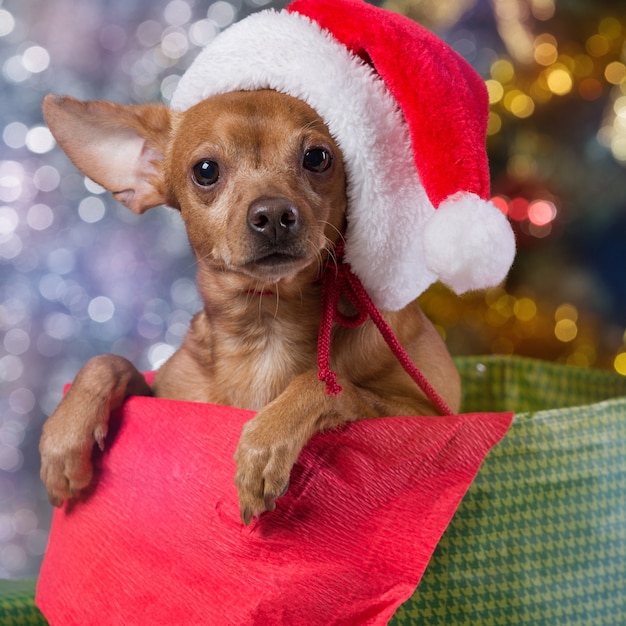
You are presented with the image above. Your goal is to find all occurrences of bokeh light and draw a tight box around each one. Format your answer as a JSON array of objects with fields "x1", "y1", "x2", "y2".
[
  {"x1": 614, "y1": 352, "x2": 626, "y2": 375},
  {"x1": 546, "y1": 65, "x2": 573, "y2": 95},
  {"x1": 527, "y1": 200, "x2": 556, "y2": 226},
  {"x1": 534, "y1": 39, "x2": 557, "y2": 66},
  {"x1": 0, "y1": 9, "x2": 16, "y2": 37}
]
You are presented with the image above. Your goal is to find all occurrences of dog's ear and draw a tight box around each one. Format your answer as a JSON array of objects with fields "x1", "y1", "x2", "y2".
[{"x1": 42, "y1": 94, "x2": 173, "y2": 214}]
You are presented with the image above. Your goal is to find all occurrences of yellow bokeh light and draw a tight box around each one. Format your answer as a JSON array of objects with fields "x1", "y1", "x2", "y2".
[
  {"x1": 555, "y1": 303, "x2": 578, "y2": 322},
  {"x1": 555, "y1": 319, "x2": 578, "y2": 343},
  {"x1": 614, "y1": 353, "x2": 626, "y2": 376},
  {"x1": 510, "y1": 93, "x2": 535, "y2": 118},
  {"x1": 487, "y1": 111, "x2": 502, "y2": 136},
  {"x1": 485, "y1": 79, "x2": 504, "y2": 104},
  {"x1": 503, "y1": 89, "x2": 517, "y2": 111},
  {"x1": 599, "y1": 16, "x2": 622, "y2": 40},
  {"x1": 504, "y1": 89, "x2": 535, "y2": 115},
  {"x1": 491, "y1": 59, "x2": 515, "y2": 83},
  {"x1": 547, "y1": 67, "x2": 573, "y2": 95},
  {"x1": 485, "y1": 287, "x2": 506, "y2": 307},
  {"x1": 557, "y1": 54, "x2": 576, "y2": 73},
  {"x1": 532, "y1": 0, "x2": 555, "y2": 21},
  {"x1": 586, "y1": 34, "x2": 610, "y2": 57},
  {"x1": 495, "y1": 294, "x2": 516, "y2": 318},
  {"x1": 605, "y1": 62, "x2": 626, "y2": 85},
  {"x1": 534, "y1": 33, "x2": 557, "y2": 46},
  {"x1": 534, "y1": 42, "x2": 558, "y2": 66},
  {"x1": 514, "y1": 297, "x2": 537, "y2": 322}
]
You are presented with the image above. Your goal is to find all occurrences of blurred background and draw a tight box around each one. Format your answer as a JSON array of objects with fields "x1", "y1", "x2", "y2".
[{"x1": 0, "y1": 0, "x2": 625, "y2": 578}]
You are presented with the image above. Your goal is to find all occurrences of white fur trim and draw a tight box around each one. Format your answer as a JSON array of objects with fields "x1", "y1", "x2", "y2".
[
  {"x1": 422, "y1": 193, "x2": 516, "y2": 294},
  {"x1": 171, "y1": 10, "x2": 436, "y2": 311}
]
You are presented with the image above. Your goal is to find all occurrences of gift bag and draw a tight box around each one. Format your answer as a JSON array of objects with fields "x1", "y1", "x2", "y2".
[
  {"x1": 36, "y1": 384, "x2": 511, "y2": 625},
  {"x1": 392, "y1": 355, "x2": 626, "y2": 625}
]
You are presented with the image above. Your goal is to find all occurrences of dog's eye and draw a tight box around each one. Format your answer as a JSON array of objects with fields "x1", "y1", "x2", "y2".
[
  {"x1": 303, "y1": 148, "x2": 332, "y2": 173},
  {"x1": 192, "y1": 160, "x2": 219, "y2": 186}
]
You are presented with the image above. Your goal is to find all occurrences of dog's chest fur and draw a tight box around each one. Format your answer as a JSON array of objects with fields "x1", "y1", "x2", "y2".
[{"x1": 178, "y1": 297, "x2": 320, "y2": 411}]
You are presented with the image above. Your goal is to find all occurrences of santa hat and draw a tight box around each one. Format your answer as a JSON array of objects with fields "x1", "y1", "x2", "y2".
[{"x1": 171, "y1": 0, "x2": 516, "y2": 311}]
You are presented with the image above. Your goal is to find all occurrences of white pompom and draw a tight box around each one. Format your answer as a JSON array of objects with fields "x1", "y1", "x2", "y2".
[{"x1": 422, "y1": 192, "x2": 516, "y2": 294}]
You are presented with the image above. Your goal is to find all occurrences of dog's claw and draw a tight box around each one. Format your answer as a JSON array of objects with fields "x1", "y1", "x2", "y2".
[
  {"x1": 279, "y1": 479, "x2": 289, "y2": 498},
  {"x1": 264, "y1": 494, "x2": 276, "y2": 512},
  {"x1": 48, "y1": 493, "x2": 62, "y2": 508},
  {"x1": 95, "y1": 426, "x2": 108, "y2": 452},
  {"x1": 241, "y1": 508, "x2": 254, "y2": 526}
]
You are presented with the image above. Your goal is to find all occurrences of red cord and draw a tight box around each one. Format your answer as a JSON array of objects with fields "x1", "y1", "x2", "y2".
[{"x1": 317, "y1": 243, "x2": 454, "y2": 416}]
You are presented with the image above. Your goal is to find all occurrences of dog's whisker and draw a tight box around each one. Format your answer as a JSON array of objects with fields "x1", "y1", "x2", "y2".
[
  {"x1": 272, "y1": 289, "x2": 281, "y2": 320},
  {"x1": 315, "y1": 248, "x2": 327, "y2": 279},
  {"x1": 183, "y1": 249, "x2": 222, "y2": 274},
  {"x1": 316, "y1": 233, "x2": 339, "y2": 276},
  {"x1": 183, "y1": 256, "x2": 200, "y2": 273},
  {"x1": 317, "y1": 220, "x2": 344, "y2": 269},
  {"x1": 246, "y1": 285, "x2": 255, "y2": 309},
  {"x1": 319, "y1": 219, "x2": 344, "y2": 242},
  {"x1": 250, "y1": 278, "x2": 263, "y2": 319}
]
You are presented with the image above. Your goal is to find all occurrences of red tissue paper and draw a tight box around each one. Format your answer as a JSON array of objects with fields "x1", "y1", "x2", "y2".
[{"x1": 36, "y1": 393, "x2": 511, "y2": 625}]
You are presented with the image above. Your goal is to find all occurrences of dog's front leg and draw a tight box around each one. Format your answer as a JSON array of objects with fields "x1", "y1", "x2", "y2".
[
  {"x1": 234, "y1": 372, "x2": 384, "y2": 525},
  {"x1": 39, "y1": 355, "x2": 151, "y2": 506}
]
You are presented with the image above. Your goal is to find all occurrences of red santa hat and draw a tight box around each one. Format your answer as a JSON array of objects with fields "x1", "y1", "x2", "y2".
[{"x1": 171, "y1": 0, "x2": 516, "y2": 311}]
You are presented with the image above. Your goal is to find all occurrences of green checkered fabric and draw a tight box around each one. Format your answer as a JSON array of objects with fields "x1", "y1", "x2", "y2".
[
  {"x1": 458, "y1": 354, "x2": 626, "y2": 413},
  {"x1": 3, "y1": 356, "x2": 626, "y2": 625},
  {"x1": 392, "y1": 355, "x2": 626, "y2": 625},
  {"x1": 0, "y1": 579, "x2": 46, "y2": 624}
]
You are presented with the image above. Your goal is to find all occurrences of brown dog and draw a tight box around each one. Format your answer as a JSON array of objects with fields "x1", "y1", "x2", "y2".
[{"x1": 39, "y1": 89, "x2": 461, "y2": 525}]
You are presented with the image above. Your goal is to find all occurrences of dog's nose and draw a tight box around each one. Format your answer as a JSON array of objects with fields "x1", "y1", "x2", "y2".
[{"x1": 247, "y1": 197, "x2": 301, "y2": 242}]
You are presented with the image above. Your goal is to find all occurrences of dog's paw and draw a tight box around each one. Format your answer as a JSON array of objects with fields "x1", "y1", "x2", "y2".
[
  {"x1": 234, "y1": 417, "x2": 299, "y2": 525},
  {"x1": 39, "y1": 417, "x2": 107, "y2": 507}
]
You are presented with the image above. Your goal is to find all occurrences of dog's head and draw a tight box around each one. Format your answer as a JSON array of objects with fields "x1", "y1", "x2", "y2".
[{"x1": 42, "y1": 90, "x2": 347, "y2": 290}]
